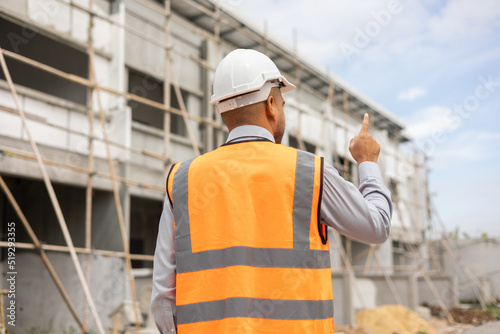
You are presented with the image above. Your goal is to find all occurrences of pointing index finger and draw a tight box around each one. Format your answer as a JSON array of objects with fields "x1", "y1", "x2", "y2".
[{"x1": 359, "y1": 113, "x2": 369, "y2": 135}]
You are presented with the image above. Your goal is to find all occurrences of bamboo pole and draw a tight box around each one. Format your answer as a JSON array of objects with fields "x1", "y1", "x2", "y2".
[
  {"x1": 83, "y1": 1, "x2": 95, "y2": 326},
  {"x1": 292, "y1": 28, "x2": 306, "y2": 152},
  {"x1": 87, "y1": 27, "x2": 142, "y2": 330},
  {"x1": 328, "y1": 83, "x2": 343, "y2": 172},
  {"x1": 317, "y1": 78, "x2": 335, "y2": 157},
  {"x1": 263, "y1": 20, "x2": 269, "y2": 56},
  {"x1": 163, "y1": 0, "x2": 172, "y2": 165},
  {"x1": 363, "y1": 245, "x2": 375, "y2": 274},
  {"x1": 0, "y1": 45, "x2": 106, "y2": 334},
  {"x1": 214, "y1": 0, "x2": 224, "y2": 147},
  {"x1": 343, "y1": 91, "x2": 350, "y2": 180},
  {"x1": 0, "y1": 241, "x2": 154, "y2": 261},
  {"x1": 0, "y1": 289, "x2": 6, "y2": 333},
  {"x1": 0, "y1": 176, "x2": 86, "y2": 332},
  {"x1": 349, "y1": 265, "x2": 420, "y2": 271},
  {"x1": 112, "y1": 313, "x2": 121, "y2": 334},
  {"x1": 351, "y1": 244, "x2": 371, "y2": 264}
]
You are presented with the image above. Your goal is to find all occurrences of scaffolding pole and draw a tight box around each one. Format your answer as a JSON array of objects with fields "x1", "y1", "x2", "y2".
[
  {"x1": 83, "y1": 0, "x2": 96, "y2": 326},
  {"x1": 163, "y1": 0, "x2": 172, "y2": 165},
  {"x1": 0, "y1": 241, "x2": 154, "y2": 261}
]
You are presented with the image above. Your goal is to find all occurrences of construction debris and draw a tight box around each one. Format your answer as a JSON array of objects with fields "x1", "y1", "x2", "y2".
[
  {"x1": 424, "y1": 304, "x2": 498, "y2": 325},
  {"x1": 355, "y1": 305, "x2": 438, "y2": 334},
  {"x1": 449, "y1": 307, "x2": 497, "y2": 325}
]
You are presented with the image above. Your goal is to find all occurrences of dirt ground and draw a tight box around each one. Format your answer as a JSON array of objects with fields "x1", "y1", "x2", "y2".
[
  {"x1": 426, "y1": 305, "x2": 498, "y2": 325},
  {"x1": 462, "y1": 321, "x2": 500, "y2": 334},
  {"x1": 428, "y1": 316, "x2": 473, "y2": 334}
]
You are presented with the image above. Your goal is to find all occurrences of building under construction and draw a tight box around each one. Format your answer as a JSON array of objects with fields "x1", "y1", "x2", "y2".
[{"x1": 1, "y1": 0, "x2": 493, "y2": 333}]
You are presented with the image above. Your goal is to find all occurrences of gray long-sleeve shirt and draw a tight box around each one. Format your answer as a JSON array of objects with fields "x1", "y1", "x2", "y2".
[{"x1": 151, "y1": 125, "x2": 392, "y2": 333}]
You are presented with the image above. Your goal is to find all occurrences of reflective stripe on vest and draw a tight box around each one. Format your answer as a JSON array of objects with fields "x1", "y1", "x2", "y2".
[{"x1": 168, "y1": 141, "x2": 334, "y2": 333}]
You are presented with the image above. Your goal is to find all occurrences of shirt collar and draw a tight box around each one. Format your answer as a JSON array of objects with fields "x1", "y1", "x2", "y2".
[{"x1": 225, "y1": 125, "x2": 276, "y2": 143}]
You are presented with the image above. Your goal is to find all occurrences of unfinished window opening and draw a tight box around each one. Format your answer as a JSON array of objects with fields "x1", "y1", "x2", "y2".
[
  {"x1": 389, "y1": 178, "x2": 399, "y2": 200},
  {"x1": 129, "y1": 196, "x2": 163, "y2": 268},
  {"x1": 0, "y1": 175, "x2": 87, "y2": 252},
  {"x1": 127, "y1": 69, "x2": 187, "y2": 136},
  {"x1": 0, "y1": 17, "x2": 88, "y2": 105},
  {"x1": 335, "y1": 156, "x2": 358, "y2": 184},
  {"x1": 0, "y1": 175, "x2": 126, "y2": 254},
  {"x1": 288, "y1": 135, "x2": 316, "y2": 153}
]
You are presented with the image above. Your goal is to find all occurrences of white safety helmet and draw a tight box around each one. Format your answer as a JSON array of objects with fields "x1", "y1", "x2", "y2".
[{"x1": 210, "y1": 49, "x2": 295, "y2": 113}]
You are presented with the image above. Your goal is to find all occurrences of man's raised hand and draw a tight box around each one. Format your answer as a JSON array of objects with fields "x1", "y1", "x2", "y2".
[{"x1": 349, "y1": 113, "x2": 380, "y2": 164}]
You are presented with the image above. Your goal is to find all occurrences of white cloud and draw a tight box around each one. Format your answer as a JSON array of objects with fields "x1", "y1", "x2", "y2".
[
  {"x1": 398, "y1": 86, "x2": 427, "y2": 101},
  {"x1": 402, "y1": 105, "x2": 457, "y2": 139}
]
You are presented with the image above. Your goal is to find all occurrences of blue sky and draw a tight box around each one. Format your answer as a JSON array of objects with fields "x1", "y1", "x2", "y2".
[{"x1": 225, "y1": 0, "x2": 500, "y2": 237}]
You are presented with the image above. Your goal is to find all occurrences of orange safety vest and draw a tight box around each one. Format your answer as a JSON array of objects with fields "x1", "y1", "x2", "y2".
[{"x1": 166, "y1": 140, "x2": 334, "y2": 333}]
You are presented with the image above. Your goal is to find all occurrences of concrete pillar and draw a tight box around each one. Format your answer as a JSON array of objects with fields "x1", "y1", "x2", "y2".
[
  {"x1": 377, "y1": 238, "x2": 393, "y2": 274},
  {"x1": 200, "y1": 40, "x2": 214, "y2": 153},
  {"x1": 110, "y1": 0, "x2": 127, "y2": 108},
  {"x1": 328, "y1": 228, "x2": 342, "y2": 269},
  {"x1": 343, "y1": 270, "x2": 355, "y2": 325},
  {"x1": 451, "y1": 276, "x2": 460, "y2": 307},
  {"x1": 408, "y1": 273, "x2": 418, "y2": 310}
]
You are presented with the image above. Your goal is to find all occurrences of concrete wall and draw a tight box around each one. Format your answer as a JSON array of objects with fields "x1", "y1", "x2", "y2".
[
  {"x1": 0, "y1": 252, "x2": 129, "y2": 334},
  {"x1": 436, "y1": 238, "x2": 500, "y2": 302},
  {"x1": 417, "y1": 276, "x2": 459, "y2": 309},
  {"x1": 355, "y1": 274, "x2": 418, "y2": 311},
  {"x1": 331, "y1": 272, "x2": 457, "y2": 326}
]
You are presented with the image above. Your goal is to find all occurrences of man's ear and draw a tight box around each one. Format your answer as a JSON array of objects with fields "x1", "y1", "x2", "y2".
[{"x1": 265, "y1": 95, "x2": 277, "y2": 122}]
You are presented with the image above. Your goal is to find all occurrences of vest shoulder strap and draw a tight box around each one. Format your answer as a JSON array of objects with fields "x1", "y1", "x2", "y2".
[{"x1": 165, "y1": 162, "x2": 180, "y2": 208}]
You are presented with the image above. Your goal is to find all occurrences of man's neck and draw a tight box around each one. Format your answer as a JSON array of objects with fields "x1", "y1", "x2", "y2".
[{"x1": 226, "y1": 125, "x2": 276, "y2": 143}]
